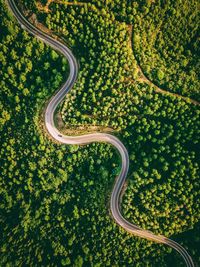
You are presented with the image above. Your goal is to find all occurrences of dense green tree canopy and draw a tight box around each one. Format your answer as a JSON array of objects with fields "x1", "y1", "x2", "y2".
[{"x1": 0, "y1": 0, "x2": 199, "y2": 266}]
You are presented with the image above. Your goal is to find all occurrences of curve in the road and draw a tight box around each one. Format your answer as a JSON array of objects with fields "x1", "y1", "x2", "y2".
[{"x1": 7, "y1": 1, "x2": 195, "y2": 266}]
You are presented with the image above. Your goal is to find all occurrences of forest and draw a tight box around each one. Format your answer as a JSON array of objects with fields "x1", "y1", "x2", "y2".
[{"x1": 0, "y1": 0, "x2": 200, "y2": 266}]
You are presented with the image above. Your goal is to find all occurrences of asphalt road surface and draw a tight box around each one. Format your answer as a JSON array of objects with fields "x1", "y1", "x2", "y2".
[{"x1": 7, "y1": 1, "x2": 195, "y2": 266}]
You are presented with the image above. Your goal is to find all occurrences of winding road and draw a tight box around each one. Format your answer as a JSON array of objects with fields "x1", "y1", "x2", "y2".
[{"x1": 7, "y1": 1, "x2": 195, "y2": 266}]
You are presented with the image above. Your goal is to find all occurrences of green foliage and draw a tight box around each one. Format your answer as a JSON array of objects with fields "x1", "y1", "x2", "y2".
[
  {"x1": 1, "y1": 0, "x2": 200, "y2": 266},
  {"x1": 132, "y1": 0, "x2": 200, "y2": 100},
  {"x1": 157, "y1": 69, "x2": 164, "y2": 80}
]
